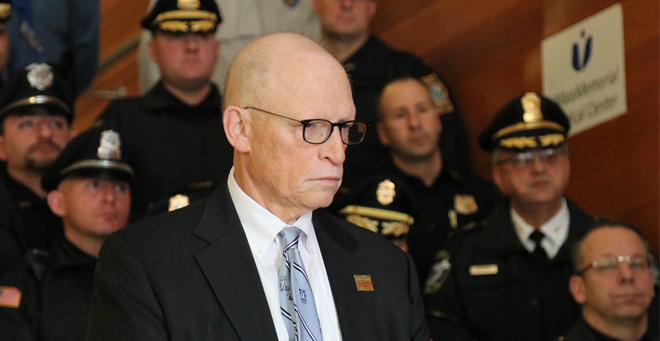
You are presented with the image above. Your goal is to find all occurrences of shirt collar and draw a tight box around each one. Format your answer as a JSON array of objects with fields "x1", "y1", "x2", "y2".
[
  {"x1": 512, "y1": 198, "x2": 569, "y2": 257},
  {"x1": 226, "y1": 167, "x2": 314, "y2": 258}
]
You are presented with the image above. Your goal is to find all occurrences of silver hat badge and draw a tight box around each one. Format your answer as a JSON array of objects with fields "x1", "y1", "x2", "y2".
[
  {"x1": 97, "y1": 130, "x2": 122, "y2": 160},
  {"x1": 26, "y1": 63, "x2": 54, "y2": 91}
]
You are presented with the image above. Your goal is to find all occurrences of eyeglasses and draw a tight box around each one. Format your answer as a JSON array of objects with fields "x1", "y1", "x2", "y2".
[
  {"x1": 576, "y1": 255, "x2": 654, "y2": 276},
  {"x1": 496, "y1": 145, "x2": 567, "y2": 168},
  {"x1": 244, "y1": 107, "x2": 369, "y2": 145}
]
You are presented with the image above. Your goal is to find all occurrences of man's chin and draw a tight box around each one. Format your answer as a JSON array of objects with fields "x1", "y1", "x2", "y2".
[{"x1": 25, "y1": 157, "x2": 57, "y2": 173}]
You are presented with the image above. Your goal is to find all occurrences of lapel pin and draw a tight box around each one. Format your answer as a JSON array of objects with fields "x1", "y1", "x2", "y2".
[{"x1": 354, "y1": 275, "x2": 374, "y2": 291}]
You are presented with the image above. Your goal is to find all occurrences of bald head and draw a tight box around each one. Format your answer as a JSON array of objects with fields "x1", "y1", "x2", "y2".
[
  {"x1": 222, "y1": 33, "x2": 356, "y2": 224},
  {"x1": 224, "y1": 33, "x2": 349, "y2": 110}
]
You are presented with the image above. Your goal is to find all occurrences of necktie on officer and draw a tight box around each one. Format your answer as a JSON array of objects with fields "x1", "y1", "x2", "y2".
[
  {"x1": 278, "y1": 226, "x2": 323, "y2": 341},
  {"x1": 529, "y1": 230, "x2": 549, "y2": 266}
]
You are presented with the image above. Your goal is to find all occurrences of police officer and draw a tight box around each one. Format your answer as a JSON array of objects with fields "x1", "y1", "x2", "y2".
[
  {"x1": 425, "y1": 92, "x2": 594, "y2": 341},
  {"x1": 0, "y1": 126, "x2": 134, "y2": 340},
  {"x1": 0, "y1": 63, "x2": 75, "y2": 278},
  {"x1": 313, "y1": 0, "x2": 470, "y2": 193},
  {"x1": 96, "y1": 0, "x2": 234, "y2": 219},
  {"x1": 372, "y1": 76, "x2": 500, "y2": 288}
]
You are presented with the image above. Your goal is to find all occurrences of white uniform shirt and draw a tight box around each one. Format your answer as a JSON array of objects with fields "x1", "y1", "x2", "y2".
[
  {"x1": 227, "y1": 168, "x2": 342, "y2": 341},
  {"x1": 512, "y1": 198, "x2": 569, "y2": 259}
]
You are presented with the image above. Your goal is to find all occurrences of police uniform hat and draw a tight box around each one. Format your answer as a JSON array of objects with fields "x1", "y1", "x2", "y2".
[
  {"x1": 41, "y1": 127, "x2": 135, "y2": 192},
  {"x1": 478, "y1": 92, "x2": 570, "y2": 152},
  {"x1": 338, "y1": 174, "x2": 415, "y2": 239},
  {"x1": 141, "y1": 0, "x2": 222, "y2": 33},
  {"x1": 0, "y1": 63, "x2": 74, "y2": 123},
  {"x1": 0, "y1": 0, "x2": 11, "y2": 23}
]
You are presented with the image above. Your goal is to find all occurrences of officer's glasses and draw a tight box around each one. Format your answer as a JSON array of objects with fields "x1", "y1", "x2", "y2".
[
  {"x1": 576, "y1": 255, "x2": 653, "y2": 276},
  {"x1": 496, "y1": 145, "x2": 567, "y2": 169},
  {"x1": 244, "y1": 107, "x2": 369, "y2": 145}
]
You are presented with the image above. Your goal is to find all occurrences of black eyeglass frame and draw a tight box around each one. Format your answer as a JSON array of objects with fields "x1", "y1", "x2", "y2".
[{"x1": 244, "y1": 106, "x2": 369, "y2": 145}]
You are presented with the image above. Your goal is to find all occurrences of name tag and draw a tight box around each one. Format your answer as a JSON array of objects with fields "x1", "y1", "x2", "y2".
[{"x1": 469, "y1": 264, "x2": 498, "y2": 276}]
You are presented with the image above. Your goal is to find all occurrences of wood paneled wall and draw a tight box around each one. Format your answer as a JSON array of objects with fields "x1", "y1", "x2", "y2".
[
  {"x1": 373, "y1": 0, "x2": 659, "y2": 252},
  {"x1": 86, "y1": 0, "x2": 658, "y2": 251}
]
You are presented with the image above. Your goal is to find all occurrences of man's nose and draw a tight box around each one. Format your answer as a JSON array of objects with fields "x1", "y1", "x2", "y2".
[
  {"x1": 321, "y1": 127, "x2": 346, "y2": 165},
  {"x1": 184, "y1": 35, "x2": 199, "y2": 50},
  {"x1": 617, "y1": 261, "x2": 635, "y2": 283},
  {"x1": 37, "y1": 120, "x2": 54, "y2": 138}
]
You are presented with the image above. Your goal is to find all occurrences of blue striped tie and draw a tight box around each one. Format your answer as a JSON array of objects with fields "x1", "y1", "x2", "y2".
[{"x1": 278, "y1": 227, "x2": 323, "y2": 341}]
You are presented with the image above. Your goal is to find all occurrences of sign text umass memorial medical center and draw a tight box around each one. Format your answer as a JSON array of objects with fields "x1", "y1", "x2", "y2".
[{"x1": 542, "y1": 4, "x2": 627, "y2": 136}]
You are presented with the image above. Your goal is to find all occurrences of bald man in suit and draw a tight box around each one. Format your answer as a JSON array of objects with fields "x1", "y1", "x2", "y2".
[{"x1": 86, "y1": 32, "x2": 429, "y2": 341}]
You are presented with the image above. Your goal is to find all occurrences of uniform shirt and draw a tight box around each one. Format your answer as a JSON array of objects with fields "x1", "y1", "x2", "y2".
[
  {"x1": 97, "y1": 82, "x2": 235, "y2": 219},
  {"x1": 511, "y1": 198, "x2": 569, "y2": 259},
  {"x1": 339, "y1": 35, "x2": 470, "y2": 192},
  {"x1": 227, "y1": 168, "x2": 342, "y2": 341},
  {"x1": 0, "y1": 235, "x2": 96, "y2": 341},
  {"x1": 425, "y1": 199, "x2": 594, "y2": 341},
  {"x1": 0, "y1": 170, "x2": 62, "y2": 278},
  {"x1": 562, "y1": 317, "x2": 659, "y2": 341}
]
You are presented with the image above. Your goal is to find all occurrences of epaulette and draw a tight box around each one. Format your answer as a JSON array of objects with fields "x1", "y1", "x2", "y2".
[{"x1": 447, "y1": 219, "x2": 487, "y2": 240}]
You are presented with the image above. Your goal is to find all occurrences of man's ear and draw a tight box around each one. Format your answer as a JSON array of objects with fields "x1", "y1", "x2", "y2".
[
  {"x1": 223, "y1": 105, "x2": 250, "y2": 153},
  {"x1": 148, "y1": 38, "x2": 160, "y2": 65},
  {"x1": 569, "y1": 275, "x2": 587, "y2": 304},
  {"x1": 368, "y1": 0, "x2": 377, "y2": 19},
  {"x1": 376, "y1": 122, "x2": 390, "y2": 147},
  {"x1": 47, "y1": 190, "x2": 66, "y2": 218},
  {"x1": 491, "y1": 166, "x2": 508, "y2": 196}
]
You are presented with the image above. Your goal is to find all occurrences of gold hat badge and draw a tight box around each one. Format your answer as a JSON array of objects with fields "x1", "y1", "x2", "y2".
[
  {"x1": 177, "y1": 0, "x2": 200, "y2": 9},
  {"x1": 97, "y1": 130, "x2": 122, "y2": 160},
  {"x1": 521, "y1": 92, "x2": 542, "y2": 123},
  {"x1": 169, "y1": 194, "x2": 190, "y2": 212},
  {"x1": 376, "y1": 179, "x2": 396, "y2": 206}
]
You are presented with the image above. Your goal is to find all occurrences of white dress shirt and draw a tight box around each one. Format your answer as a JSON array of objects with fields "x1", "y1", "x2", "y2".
[
  {"x1": 227, "y1": 168, "x2": 343, "y2": 341},
  {"x1": 512, "y1": 198, "x2": 569, "y2": 259}
]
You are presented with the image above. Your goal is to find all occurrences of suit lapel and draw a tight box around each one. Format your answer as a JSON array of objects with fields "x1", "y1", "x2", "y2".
[
  {"x1": 193, "y1": 185, "x2": 278, "y2": 340},
  {"x1": 313, "y1": 212, "x2": 376, "y2": 341}
]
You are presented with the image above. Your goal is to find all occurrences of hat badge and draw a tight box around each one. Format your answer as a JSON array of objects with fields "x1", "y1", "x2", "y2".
[
  {"x1": 97, "y1": 130, "x2": 122, "y2": 160},
  {"x1": 177, "y1": 0, "x2": 200, "y2": 10},
  {"x1": 376, "y1": 179, "x2": 396, "y2": 206},
  {"x1": 521, "y1": 92, "x2": 543, "y2": 123},
  {"x1": 26, "y1": 63, "x2": 53, "y2": 91},
  {"x1": 168, "y1": 194, "x2": 190, "y2": 212}
]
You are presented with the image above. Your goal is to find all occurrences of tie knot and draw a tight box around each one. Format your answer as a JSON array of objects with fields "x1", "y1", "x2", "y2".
[
  {"x1": 278, "y1": 226, "x2": 302, "y2": 247},
  {"x1": 529, "y1": 230, "x2": 546, "y2": 245}
]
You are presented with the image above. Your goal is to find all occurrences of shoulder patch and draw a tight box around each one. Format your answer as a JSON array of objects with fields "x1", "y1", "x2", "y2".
[
  {"x1": 0, "y1": 286, "x2": 21, "y2": 308},
  {"x1": 423, "y1": 250, "x2": 452, "y2": 294},
  {"x1": 420, "y1": 73, "x2": 454, "y2": 115}
]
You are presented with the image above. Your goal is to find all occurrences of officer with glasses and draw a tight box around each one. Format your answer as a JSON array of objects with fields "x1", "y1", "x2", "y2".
[
  {"x1": 565, "y1": 219, "x2": 658, "y2": 341},
  {"x1": 425, "y1": 92, "x2": 595, "y2": 341}
]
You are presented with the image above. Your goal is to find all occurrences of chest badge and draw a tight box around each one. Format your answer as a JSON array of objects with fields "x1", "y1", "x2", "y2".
[{"x1": 454, "y1": 194, "x2": 478, "y2": 215}]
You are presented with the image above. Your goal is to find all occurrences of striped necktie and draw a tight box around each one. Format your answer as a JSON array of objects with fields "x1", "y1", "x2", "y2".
[{"x1": 278, "y1": 226, "x2": 323, "y2": 341}]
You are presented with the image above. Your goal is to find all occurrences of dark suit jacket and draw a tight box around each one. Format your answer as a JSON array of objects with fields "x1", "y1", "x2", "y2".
[{"x1": 86, "y1": 184, "x2": 429, "y2": 340}]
